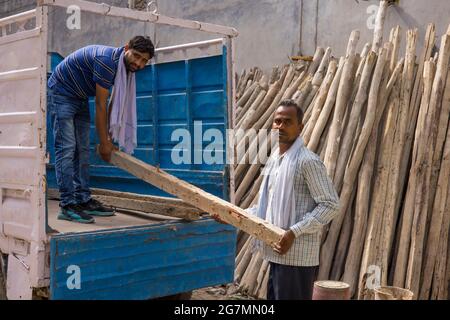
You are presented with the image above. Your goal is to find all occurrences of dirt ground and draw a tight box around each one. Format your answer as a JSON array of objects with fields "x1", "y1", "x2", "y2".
[{"x1": 191, "y1": 284, "x2": 258, "y2": 300}]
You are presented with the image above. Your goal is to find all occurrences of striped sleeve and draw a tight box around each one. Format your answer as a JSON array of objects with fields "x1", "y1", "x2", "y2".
[
  {"x1": 290, "y1": 158, "x2": 340, "y2": 237},
  {"x1": 93, "y1": 55, "x2": 116, "y2": 89}
]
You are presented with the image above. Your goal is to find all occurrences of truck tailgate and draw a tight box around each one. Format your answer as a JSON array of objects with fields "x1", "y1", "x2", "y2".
[{"x1": 50, "y1": 218, "x2": 236, "y2": 299}]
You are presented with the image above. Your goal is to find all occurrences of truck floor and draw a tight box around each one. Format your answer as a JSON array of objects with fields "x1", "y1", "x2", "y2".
[{"x1": 47, "y1": 199, "x2": 169, "y2": 234}]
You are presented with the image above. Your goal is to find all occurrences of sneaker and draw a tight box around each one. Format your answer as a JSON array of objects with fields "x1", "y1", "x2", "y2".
[
  {"x1": 58, "y1": 204, "x2": 95, "y2": 224},
  {"x1": 80, "y1": 198, "x2": 115, "y2": 217}
]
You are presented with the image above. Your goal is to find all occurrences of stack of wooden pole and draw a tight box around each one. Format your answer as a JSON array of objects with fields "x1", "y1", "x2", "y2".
[{"x1": 232, "y1": 2, "x2": 449, "y2": 300}]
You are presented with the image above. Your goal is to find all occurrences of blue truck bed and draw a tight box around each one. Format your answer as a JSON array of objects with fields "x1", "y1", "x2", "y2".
[{"x1": 46, "y1": 43, "x2": 236, "y2": 299}]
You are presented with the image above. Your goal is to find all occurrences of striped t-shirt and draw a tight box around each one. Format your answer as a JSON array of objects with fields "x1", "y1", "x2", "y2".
[{"x1": 48, "y1": 45, "x2": 124, "y2": 99}]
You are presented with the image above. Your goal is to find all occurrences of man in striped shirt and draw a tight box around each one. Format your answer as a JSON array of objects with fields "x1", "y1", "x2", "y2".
[
  {"x1": 214, "y1": 99, "x2": 340, "y2": 300},
  {"x1": 47, "y1": 36, "x2": 154, "y2": 224}
]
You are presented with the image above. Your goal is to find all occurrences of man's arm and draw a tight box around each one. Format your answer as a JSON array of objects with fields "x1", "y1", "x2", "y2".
[
  {"x1": 95, "y1": 83, "x2": 116, "y2": 162},
  {"x1": 290, "y1": 158, "x2": 340, "y2": 237}
]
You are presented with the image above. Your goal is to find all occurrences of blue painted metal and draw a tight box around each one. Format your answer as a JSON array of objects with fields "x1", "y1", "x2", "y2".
[
  {"x1": 50, "y1": 219, "x2": 236, "y2": 300},
  {"x1": 46, "y1": 45, "x2": 237, "y2": 299}
]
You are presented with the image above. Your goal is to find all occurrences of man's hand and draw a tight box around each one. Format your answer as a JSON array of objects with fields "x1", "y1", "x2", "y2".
[
  {"x1": 273, "y1": 229, "x2": 295, "y2": 255},
  {"x1": 98, "y1": 140, "x2": 117, "y2": 162},
  {"x1": 211, "y1": 213, "x2": 228, "y2": 225}
]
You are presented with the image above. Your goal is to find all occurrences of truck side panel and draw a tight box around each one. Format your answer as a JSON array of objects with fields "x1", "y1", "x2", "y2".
[
  {"x1": 50, "y1": 219, "x2": 235, "y2": 299},
  {"x1": 47, "y1": 53, "x2": 229, "y2": 200},
  {"x1": 47, "y1": 43, "x2": 236, "y2": 300},
  {"x1": 0, "y1": 8, "x2": 49, "y2": 298}
]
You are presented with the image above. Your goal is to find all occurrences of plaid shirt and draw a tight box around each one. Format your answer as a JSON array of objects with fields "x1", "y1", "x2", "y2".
[{"x1": 247, "y1": 138, "x2": 340, "y2": 266}]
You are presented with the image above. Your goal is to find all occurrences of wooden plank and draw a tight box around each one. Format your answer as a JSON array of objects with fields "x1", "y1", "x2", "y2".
[
  {"x1": 47, "y1": 200, "x2": 162, "y2": 234},
  {"x1": 90, "y1": 188, "x2": 198, "y2": 208},
  {"x1": 48, "y1": 187, "x2": 198, "y2": 210},
  {"x1": 93, "y1": 195, "x2": 201, "y2": 221},
  {"x1": 47, "y1": 188, "x2": 201, "y2": 220},
  {"x1": 110, "y1": 150, "x2": 285, "y2": 246}
]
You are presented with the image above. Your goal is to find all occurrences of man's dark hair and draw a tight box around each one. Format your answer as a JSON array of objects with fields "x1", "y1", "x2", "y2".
[
  {"x1": 128, "y1": 36, "x2": 155, "y2": 58},
  {"x1": 278, "y1": 99, "x2": 304, "y2": 124}
]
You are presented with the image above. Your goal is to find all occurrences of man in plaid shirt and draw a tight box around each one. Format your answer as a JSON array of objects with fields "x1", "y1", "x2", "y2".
[{"x1": 214, "y1": 99, "x2": 340, "y2": 300}]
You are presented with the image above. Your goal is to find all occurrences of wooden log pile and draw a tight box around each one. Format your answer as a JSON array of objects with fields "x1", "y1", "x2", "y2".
[{"x1": 232, "y1": 5, "x2": 449, "y2": 300}]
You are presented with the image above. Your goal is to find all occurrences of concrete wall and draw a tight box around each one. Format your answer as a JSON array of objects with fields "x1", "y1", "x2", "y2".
[
  {"x1": 46, "y1": 0, "x2": 154, "y2": 58},
  {"x1": 314, "y1": 0, "x2": 450, "y2": 59},
  {"x1": 1, "y1": 0, "x2": 450, "y2": 72},
  {"x1": 154, "y1": 0, "x2": 301, "y2": 73},
  {"x1": 0, "y1": 0, "x2": 36, "y2": 17},
  {"x1": 154, "y1": 0, "x2": 450, "y2": 72}
]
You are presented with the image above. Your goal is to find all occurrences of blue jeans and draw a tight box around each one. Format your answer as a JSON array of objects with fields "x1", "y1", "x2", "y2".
[{"x1": 47, "y1": 89, "x2": 91, "y2": 207}]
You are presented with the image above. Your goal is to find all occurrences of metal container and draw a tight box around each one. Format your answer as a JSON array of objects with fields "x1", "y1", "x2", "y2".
[
  {"x1": 374, "y1": 286, "x2": 414, "y2": 300},
  {"x1": 312, "y1": 280, "x2": 351, "y2": 300}
]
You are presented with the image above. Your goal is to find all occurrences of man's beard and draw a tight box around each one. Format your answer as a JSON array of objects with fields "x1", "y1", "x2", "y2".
[{"x1": 123, "y1": 57, "x2": 136, "y2": 73}]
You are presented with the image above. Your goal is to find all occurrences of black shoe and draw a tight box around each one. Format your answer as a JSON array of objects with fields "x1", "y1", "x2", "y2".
[
  {"x1": 80, "y1": 198, "x2": 115, "y2": 217},
  {"x1": 58, "y1": 204, "x2": 95, "y2": 224}
]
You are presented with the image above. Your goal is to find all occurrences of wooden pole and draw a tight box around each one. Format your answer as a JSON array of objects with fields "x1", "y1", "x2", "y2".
[
  {"x1": 302, "y1": 61, "x2": 338, "y2": 144},
  {"x1": 430, "y1": 182, "x2": 450, "y2": 299},
  {"x1": 342, "y1": 104, "x2": 378, "y2": 297},
  {"x1": 358, "y1": 63, "x2": 403, "y2": 300},
  {"x1": 319, "y1": 47, "x2": 388, "y2": 280},
  {"x1": 333, "y1": 51, "x2": 377, "y2": 192},
  {"x1": 239, "y1": 175, "x2": 262, "y2": 209},
  {"x1": 392, "y1": 24, "x2": 436, "y2": 262},
  {"x1": 419, "y1": 112, "x2": 450, "y2": 299},
  {"x1": 405, "y1": 34, "x2": 450, "y2": 298},
  {"x1": 372, "y1": 1, "x2": 389, "y2": 53},
  {"x1": 389, "y1": 26, "x2": 401, "y2": 72},
  {"x1": 308, "y1": 47, "x2": 326, "y2": 75},
  {"x1": 307, "y1": 57, "x2": 345, "y2": 152},
  {"x1": 324, "y1": 31, "x2": 359, "y2": 180},
  {"x1": 392, "y1": 59, "x2": 435, "y2": 289},
  {"x1": 395, "y1": 34, "x2": 450, "y2": 290}
]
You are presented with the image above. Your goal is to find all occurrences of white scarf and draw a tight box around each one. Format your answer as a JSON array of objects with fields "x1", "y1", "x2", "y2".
[
  {"x1": 256, "y1": 135, "x2": 304, "y2": 229},
  {"x1": 109, "y1": 50, "x2": 137, "y2": 154}
]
